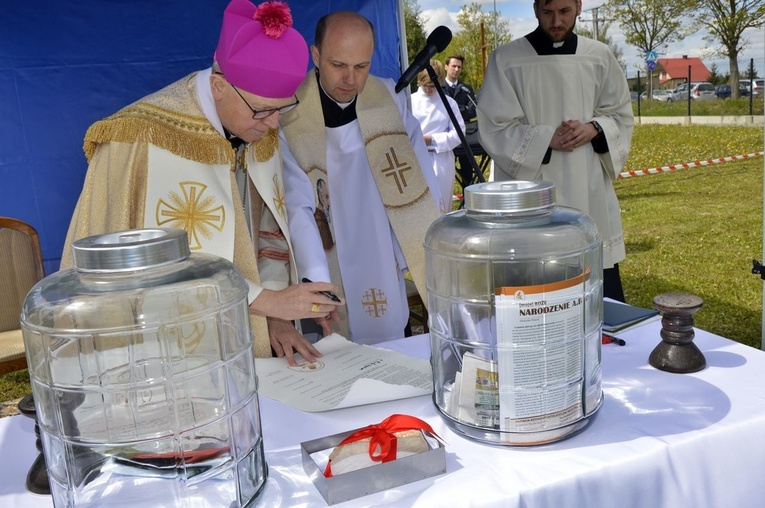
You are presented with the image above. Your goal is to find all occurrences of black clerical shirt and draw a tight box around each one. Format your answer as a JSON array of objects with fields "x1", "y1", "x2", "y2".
[
  {"x1": 223, "y1": 128, "x2": 245, "y2": 149},
  {"x1": 317, "y1": 72, "x2": 358, "y2": 128},
  {"x1": 525, "y1": 26, "x2": 578, "y2": 55}
]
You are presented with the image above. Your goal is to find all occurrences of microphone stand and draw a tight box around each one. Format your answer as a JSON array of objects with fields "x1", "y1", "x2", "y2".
[{"x1": 424, "y1": 64, "x2": 484, "y2": 191}]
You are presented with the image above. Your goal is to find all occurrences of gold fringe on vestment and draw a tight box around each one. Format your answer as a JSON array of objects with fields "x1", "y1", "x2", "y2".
[
  {"x1": 83, "y1": 101, "x2": 279, "y2": 166},
  {"x1": 83, "y1": 103, "x2": 232, "y2": 165}
]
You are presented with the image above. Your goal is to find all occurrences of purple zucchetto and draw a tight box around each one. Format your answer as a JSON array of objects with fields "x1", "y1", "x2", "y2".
[{"x1": 215, "y1": 0, "x2": 308, "y2": 99}]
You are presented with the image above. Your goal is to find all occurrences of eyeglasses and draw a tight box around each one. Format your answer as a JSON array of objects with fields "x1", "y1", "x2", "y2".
[
  {"x1": 213, "y1": 70, "x2": 297, "y2": 119},
  {"x1": 214, "y1": 71, "x2": 299, "y2": 119},
  {"x1": 228, "y1": 84, "x2": 299, "y2": 119}
]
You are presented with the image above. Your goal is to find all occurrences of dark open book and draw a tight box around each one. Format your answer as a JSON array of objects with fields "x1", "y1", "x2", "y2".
[{"x1": 603, "y1": 300, "x2": 660, "y2": 332}]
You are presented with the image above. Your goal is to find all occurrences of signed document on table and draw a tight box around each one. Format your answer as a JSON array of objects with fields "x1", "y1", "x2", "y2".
[{"x1": 254, "y1": 334, "x2": 433, "y2": 412}]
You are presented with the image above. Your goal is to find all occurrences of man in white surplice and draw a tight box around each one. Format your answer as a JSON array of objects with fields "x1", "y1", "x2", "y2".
[
  {"x1": 280, "y1": 11, "x2": 442, "y2": 344},
  {"x1": 477, "y1": 0, "x2": 634, "y2": 301}
]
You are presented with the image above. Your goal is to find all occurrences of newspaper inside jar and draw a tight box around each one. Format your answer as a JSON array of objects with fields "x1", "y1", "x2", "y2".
[{"x1": 424, "y1": 181, "x2": 603, "y2": 445}]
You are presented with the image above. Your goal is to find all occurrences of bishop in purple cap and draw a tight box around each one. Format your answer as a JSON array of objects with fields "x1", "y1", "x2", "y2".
[{"x1": 62, "y1": 0, "x2": 344, "y2": 366}]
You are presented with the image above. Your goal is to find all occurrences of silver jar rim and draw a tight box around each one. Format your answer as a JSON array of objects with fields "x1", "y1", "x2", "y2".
[
  {"x1": 465, "y1": 181, "x2": 555, "y2": 214},
  {"x1": 72, "y1": 228, "x2": 191, "y2": 272}
]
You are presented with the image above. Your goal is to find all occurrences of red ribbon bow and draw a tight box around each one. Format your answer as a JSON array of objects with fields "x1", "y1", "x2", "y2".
[{"x1": 323, "y1": 414, "x2": 439, "y2": 477}]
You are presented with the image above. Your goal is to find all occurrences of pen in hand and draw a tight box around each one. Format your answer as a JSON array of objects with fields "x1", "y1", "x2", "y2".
[{"x1": 301, "y1": 277, "x2": 342, "y2": 302}]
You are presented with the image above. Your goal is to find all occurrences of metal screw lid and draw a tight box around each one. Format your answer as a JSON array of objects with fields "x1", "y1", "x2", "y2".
[
  {"x1": 464, "y1": 181, "x2": 556, "y2": 213},
  {"x1": 72, "y1": 228, "x2": 190, "y2": 272}
]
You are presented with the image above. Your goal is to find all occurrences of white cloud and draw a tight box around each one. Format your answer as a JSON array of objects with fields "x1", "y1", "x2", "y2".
[
  {"x1": 421, "y1": 8, "x2": 460, "y2": 35},
  {"x1": 506, "y1": 17, "x2": 538, "y2": 40}
]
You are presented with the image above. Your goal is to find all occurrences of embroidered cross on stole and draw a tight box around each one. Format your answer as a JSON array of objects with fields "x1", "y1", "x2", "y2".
[{"x1": 282, "y1": 73, "x2": 437, "y2": 337}]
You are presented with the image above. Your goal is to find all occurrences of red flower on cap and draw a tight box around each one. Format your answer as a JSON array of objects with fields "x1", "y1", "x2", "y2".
[
  {"x1": 254, "y1": 1, "x2": 293, "y2": 39},
  {"x1": 216, "y1": 0, "x2": 307, "y2": 98}
]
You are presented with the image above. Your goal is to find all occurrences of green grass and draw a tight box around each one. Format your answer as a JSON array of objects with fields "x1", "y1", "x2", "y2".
[
  {"x1": 0, "y1": 370, "x2": 30, "y2": 402},
  {"x1": 2, "y1": 123, "x2": 765, "y2": 403},
  {"x1": 627, "y1": 124, "x2": 763, "y2": 169},
  {"x1": 633, "y1": 97, "x2": 764, "y2": 117},
  {"x1": 616, "y1": 124, "x2": 764, "y2": 349},
  {"x1": 617, "y1": 160, "x2": 763, "y2": 349}
]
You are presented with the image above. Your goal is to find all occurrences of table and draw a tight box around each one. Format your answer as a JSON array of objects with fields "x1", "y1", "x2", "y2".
[{"x1": 3, "y1": 320, "x2": 765, "y2": 507}]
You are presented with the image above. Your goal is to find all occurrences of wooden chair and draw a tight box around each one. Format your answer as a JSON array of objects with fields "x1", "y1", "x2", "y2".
[{"x1": 0, "y1": 217, "x2": 45, "y2": 375}]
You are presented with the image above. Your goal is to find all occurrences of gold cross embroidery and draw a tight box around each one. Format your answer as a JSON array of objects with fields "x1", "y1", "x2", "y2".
[
  {"x1": 156, "y1": 181, "x2": 225, "y2": 250},
  {"x1": 362, "y1": 288, "x2": 387, "y2": 318},
  {"x1": 170, "y1": 321, "x2": 205, "y2": 354},
  {"x1": 380, "y1": 148, "x2": 412, "y2": 194},
  {"x1": 236, "y1": 146, "x2": 247, "y2": 171},
  {"x1": 172, "y1": 288, "x2": 216, "y2": 353},
  {"x1": 272, "y1": 174, "x2": 286, "y2": 218}
]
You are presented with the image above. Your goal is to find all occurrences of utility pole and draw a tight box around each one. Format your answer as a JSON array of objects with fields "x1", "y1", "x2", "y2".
[
  {"x1": 579, "y1": 5, "x2": 611, "y2": 41},
  {"x1": 493, "y1": 0, "x2": 497, "y2": 51},
  {"x1": 480, "y1": 22, "x2": 488, "y2": 77}
]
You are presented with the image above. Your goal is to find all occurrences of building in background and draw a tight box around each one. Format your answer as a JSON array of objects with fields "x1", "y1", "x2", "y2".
[{"x1": 656, "y1": 56, "x2": 711, "y2": 89}]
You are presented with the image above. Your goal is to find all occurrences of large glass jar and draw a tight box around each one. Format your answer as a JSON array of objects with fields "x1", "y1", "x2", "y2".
[
  {"x1": 424, "y1": 181, "x2": 603, "y2": 445},
  {"x1": 21, "y1": 228, "x2": 267, "y2": 506}
]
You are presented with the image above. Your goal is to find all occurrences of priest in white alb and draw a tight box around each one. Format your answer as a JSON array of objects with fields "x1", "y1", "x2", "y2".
[
  {"x1": 280, "y1": 11, "x2": 442, "y2": 344},
  {"x1": 477, "y1": 0, "x2": 634, "y2": 301}
]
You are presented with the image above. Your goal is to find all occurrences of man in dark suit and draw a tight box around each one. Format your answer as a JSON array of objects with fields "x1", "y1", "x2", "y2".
[
  {"x1": 443, "y1": 55, "x2": 476, "y2": 124},
  {"x1": 443, "y1": 55, "x2": 480, "y2": 188}
]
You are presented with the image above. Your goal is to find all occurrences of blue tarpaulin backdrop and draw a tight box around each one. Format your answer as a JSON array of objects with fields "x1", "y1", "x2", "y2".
[{"x1": 0, "y1": 0, "x2": 402, "y2": 274}]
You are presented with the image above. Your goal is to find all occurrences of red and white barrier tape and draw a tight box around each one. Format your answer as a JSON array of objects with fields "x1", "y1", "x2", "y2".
[{"x1": 618, "y1": 152, "x2": 763, "y2": 179}]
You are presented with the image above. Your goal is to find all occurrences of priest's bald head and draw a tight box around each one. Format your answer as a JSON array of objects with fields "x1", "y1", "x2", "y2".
[{"x1": 311, "y1": 11, "x2": 376, "y2": 104}]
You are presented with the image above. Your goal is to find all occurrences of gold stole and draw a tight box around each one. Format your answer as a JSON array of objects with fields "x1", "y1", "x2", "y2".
[
  {"x1": 76, "y1": 73, "x2": 274, "y2": 357},
  {"x1": 281, "y1": 73, "x2": 437, "y2": 316}
]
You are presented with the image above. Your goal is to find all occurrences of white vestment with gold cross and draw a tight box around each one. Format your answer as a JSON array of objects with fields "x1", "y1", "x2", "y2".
[{"x1": 61, "y1": 69, "x2": 293, "y2": 358}]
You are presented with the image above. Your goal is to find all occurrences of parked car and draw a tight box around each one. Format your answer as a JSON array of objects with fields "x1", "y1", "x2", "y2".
[
  {"x1": 630, "y1": 91, "x2": 639, "y2": 102},
  {"x1": 751, "y1": 79, "x2": 764, "y2": 98},
  {"x1": 715, "y1": 83, "x2": 751, "y2": 99},
  {"x1": 668, "y1": 82, "x2": 716, "y2": 102},
  {"x1": 667, "y1": 83, "x2": 690, "y2": 102},
  {"x1": 715, "y1": 84, "x2": 732, "y2": 99},
  {"x1": 639, "y1": 90, "x2": 670, "y2": 101}
]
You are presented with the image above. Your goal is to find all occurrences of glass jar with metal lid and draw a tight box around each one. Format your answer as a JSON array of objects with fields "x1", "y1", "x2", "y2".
[
  {"x1": 424, "y1": 181, "x2": 603, "y2": 445},
  {"x1": 21, "y1": 228, "x2": 267, "y2": 506}
]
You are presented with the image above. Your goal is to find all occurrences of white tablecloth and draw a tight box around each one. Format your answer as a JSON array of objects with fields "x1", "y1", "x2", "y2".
[{"x1": 2, "y1": 320, "x2": 765, "y2": 507}]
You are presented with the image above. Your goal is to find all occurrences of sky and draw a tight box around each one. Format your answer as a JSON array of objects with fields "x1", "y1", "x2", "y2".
[{"x1": 416, "y1": 0, "x2": 765, "y2": 80}]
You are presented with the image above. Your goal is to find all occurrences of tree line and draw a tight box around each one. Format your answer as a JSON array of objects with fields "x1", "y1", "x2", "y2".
[{"x1": 404, "y1": 0, "x2": 765, "y2": 99}]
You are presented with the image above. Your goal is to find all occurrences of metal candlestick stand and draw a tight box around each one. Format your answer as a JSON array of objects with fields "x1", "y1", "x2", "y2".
[{"x1": 649, "y1": 293, "x2": 706, "y2": 373}]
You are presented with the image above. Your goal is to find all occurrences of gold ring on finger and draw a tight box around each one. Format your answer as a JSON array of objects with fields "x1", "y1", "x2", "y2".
[{"x1": 311, "y1": 304, "x2": 321, "y2": 313}]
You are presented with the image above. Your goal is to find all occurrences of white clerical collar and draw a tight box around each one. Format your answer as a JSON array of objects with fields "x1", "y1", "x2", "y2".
[
  {"x1": 552, "y1": 41, "x2": 565, "y2": 48},
  {"x1": 196, "y1": 68, "x2": 226, "y2": 137},
  {"x1": 319, "y1": 81, "x2": 355, "y2": 110}
]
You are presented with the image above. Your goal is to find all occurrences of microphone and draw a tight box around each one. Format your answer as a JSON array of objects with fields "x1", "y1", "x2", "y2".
[
  {"x1": 460, "y1": 86, "x2": 478, "y2": 108},
  {"x1": 395, "y1": 26, "x2": 452, "y2": 93}
]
